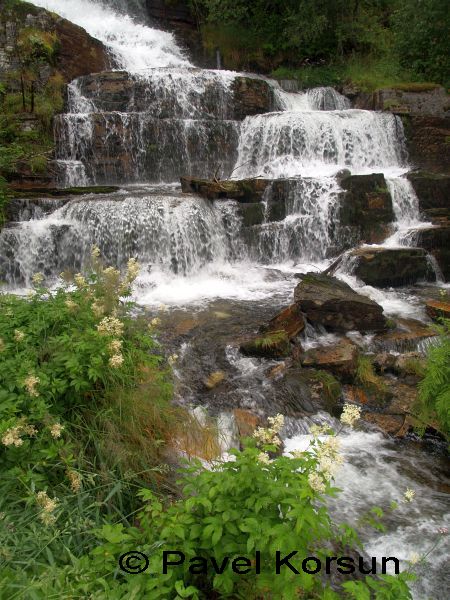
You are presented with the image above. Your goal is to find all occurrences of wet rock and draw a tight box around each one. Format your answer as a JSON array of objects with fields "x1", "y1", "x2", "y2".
[
  {"x1": 0, "y1": 1, "x2": 109, "y2": 85},
  {"x1": 401, "y1": 115, "x2": 450, "y2": 174},
  {"x1": 338, "y1": 174, "x2": 395, "y2": 244},
  {"x1": 237, "y1": 202, "x2": 265, "y2": 226},
  {"x1": 301, "y1": 339, "x2": 359, "y2": 381},
  {"x1": 260, "y1": 303, "x2": 305, "y2": 340},
  {"x1": 413, "y1": 225, "x2": 450, "y2": 280},
  {"x1": 425, "y1": 299, "x2": 450, "y2": 321},
  {"x1": 231, "y1": 76, "x2": 277, "y2": 119},
  {"x1": 233, "y1": 409, "x2": 261, "y2": 438},
  {"x1": 407, "y1": 171, "x2": 450, "y2": 220},
  {"x1": 362, "y1": 382, "x2": 418, "y2": 438},
  {"x1": 349, "y1": 247, "x2": 436, "y2": 287},
  {"x1": 352, "y1": 85, "x2": 450, "y2": 118},
  {"x1": 240, "y1": 330, "x2": 291, "y2": 359},
  {"x1": 294, "y1": 272, "x2": 388, "y2": 332},
  {"x1": 180, "y1": 177, "x2": 271, "y2": 201},
  {"x1": 373, "y1": 318, "x2": 437, "y2": 352},
  {"x1": 373, "y1": 352, "x2": 425, "y2": 379}
]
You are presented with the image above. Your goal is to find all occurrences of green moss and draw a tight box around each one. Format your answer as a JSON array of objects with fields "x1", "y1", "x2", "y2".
[
  {"x1": 356, "y1": 355, "x2": 388, "y2": 397},
  {"x1": 308, "y1": 369, "x2": 342, "y2": 404},
  {"x1": 254, "y1": 330, "x2": 288, "y2": 349}
]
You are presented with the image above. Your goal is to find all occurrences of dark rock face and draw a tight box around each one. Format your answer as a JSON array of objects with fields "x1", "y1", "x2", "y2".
[
  {"x1": 426, "y1": 299, "x2": 450, "y2": 321},
  {"x1": 294, "y1": 272, "x2": 388, "y2": 332},
  {"x1": 338, "y1": 174, "x2": 395, "y2": 244},
  {"x1": 180, "y1": 177, "x2": 271, "y2": 201},
  {"x1": 414, "y1": 225, "x2": 450, "y2": 280},
  {"x1": 260, "y1": 304, "x2": 305, "y2": 340},
  {"x1": 240, "y1": 330, "x2": 291, "y2": 359},
  {"x1": 401, "y1": 116, "x2": 450, "y2": 174},
  {"x1": 73, "y1": 71, "x2": 277, "y2": 119},
  {"x1": 350, "y1": 247, "x2": 436, "y2": 288},
  {"x1": 301, "y1": 338, "x2": 359, "y2": 382},
  {"x1": 407, "y1": 171, "x2": 450, "y2": 222},
  {"x1": 0, "y1": 1, "x2": 109, "y2": 85},
  {"x1": 352, "y1": 86, "x2": 450, "y2": 118}
]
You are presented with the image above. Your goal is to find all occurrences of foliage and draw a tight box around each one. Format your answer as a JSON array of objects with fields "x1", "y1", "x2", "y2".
[
  {"x1": 0, "y1": 252, "x2": 178, "y2": 593},
  {"x1": 417, "y1": 319, "x2": 450, "y2": 439},
  {"x1": 356, "y1": 355, "x2": 388, "y2": 397}
]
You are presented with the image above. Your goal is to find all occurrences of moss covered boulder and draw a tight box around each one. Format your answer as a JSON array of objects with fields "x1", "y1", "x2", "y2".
[
  {"x1": 294, "y1": 272, "x2": 388, "y2": 332},
  {"x1": 240, "y1": 330, "x2": 291, "y2": 359},
  {"x1": 350, "y1": 247, "x2": 436, "y2": 287},
  {"x1": 338, "y1": 174, "x2": 395, "y2": 244}
]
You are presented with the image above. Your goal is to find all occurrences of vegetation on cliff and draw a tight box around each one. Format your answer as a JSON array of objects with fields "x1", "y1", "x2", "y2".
[{"x1": 190, "y1": 0, "x2": 449, "y2": 89}]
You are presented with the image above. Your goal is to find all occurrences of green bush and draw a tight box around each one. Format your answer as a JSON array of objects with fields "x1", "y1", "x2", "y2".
[{"x1": 417, "y1": 319, "x2": 450, "y2": 439}]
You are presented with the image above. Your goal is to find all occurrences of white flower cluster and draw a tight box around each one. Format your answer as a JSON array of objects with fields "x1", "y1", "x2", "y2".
[
  {"x1": 24, "y1": 374, "x2": 40, "y2": 397},
  {"x1": 2, "y1": 423, "x2": 37, "y2": 447},
  {"x1": 253, "y1": 413, "x2": 284, "y2": 448},
  {"x1": 109, "y1": 354, "x2": 124, "y2": 368},
  {"x1": 97, "y1": 316, "x2": 124, "y2": 337},
  {"x1": 309, "y1": 424, "x2": 331, "y2": 437},
  {"x1": 91, "y1": 245, "x2": 101, "y2": 258},
  {"x1": 258, "y1": 452, "x2": 271, "y2": 465},
  {"x1": 168, "y1": 353, "x2": 178, "y2": 366},
  {"x1": 14, "y1": 330, "x2": 25, "y2": 342},
  {"x1": 65, "y1": 298, "x2": 78, "y2": 311},
  {"x1": 403, "y1": 488, "x2": 415, "y2": 503},
  {"x1": 126, "y1": 258, "x2": 140, "y2": 283},
  {"x1": 74, "y1": 273, "x2": 87, "y2": 289},
  {"x1": 32, "y1": 272, "x2": 44, "y2": 286},
  {"x1": 36, "y1": 491, "x2": 58, "y2": 525},
  {"x1": 340, "y1": 403, "x2": 362, "y2": 428},
  {"x1": 50, "y1": 423, "x2": 64, "y2": 439}
]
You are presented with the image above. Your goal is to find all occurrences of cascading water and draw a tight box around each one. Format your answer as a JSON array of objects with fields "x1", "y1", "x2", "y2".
[{"x1": 3, "y1": 3, "x2": 448, "y2": 595}]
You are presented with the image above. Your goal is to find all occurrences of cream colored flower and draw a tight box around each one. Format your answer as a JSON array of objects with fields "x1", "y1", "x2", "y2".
[
  {"x1": 36, "y1": 491, "x2": 58, "y2": 525},
  {"x1": 267, "y1": 413, "x2": 284, "y2": 434},
  {"x1": 2, "y1": 426, "x2": 24, "y2": 447},
  {"x1": 109, "y1": 354, "x2": 124, "y2": 368},
  {"x1": 67, "y1": 470, "x2": 82, "y2": 493},
  {"x1": 409, "y1": 553, "x2": 420, "y2": 565},
  {"x1": 24, "y1": 374, "x2": 40, "y2": 397},
  {"x1": 309, "y1": 424, "x2": 330, "y2": 437},
  {"x1": 74, "y1": 273, "x2": 87, "y2": 288},
  {"x1": 150, "y1": 317, "x2": 161, "y2": 327},
  {"x1": 65, "y1": 299, "x2": 78, "y2": 311},
  {"x1": 126, "y1": 257, "x2": 140, "y2": 282},
  {"x1": 340, "y1": 404, "x2": 362, "y2": 428},
  {"x1": 32, "y1": 272, "x2": 44, "y2": 286},
  {"x1": 14, "y1": 330, "x2": 25, "y2": 342},
  {"x1": 308, "y1": 471, "x2": 326, "y2": 493},
  {"x1": 91, "y1": 245, "x2": 101, "y2": 258},
  {"x1": 108, "y1": 339, "x2": 122, "y2": 354},
  {"x1": 258, "y1": 452, "x2": 271, "y2": 465},
  {"x1": 97, "y1": 316, "x2": 124, "y2": 337},
  {"x1": 404, "y1": 488, "x2": 415, "y2": 503},
  {"x1": 168, "y1": 353, "x2": 178, "y2": 366},
  {"x1": 158, "y1": 304, "x2": 168, "y2": 313},
  {"x1": 23, "y1": 424, "x2": 37, "y2": 436},
  {"x1": 92, "y1": 301, "x2": 105, "y2": 318},
  {"x1": 50, "y1": 423, "x2": 64, "y2": 439}
]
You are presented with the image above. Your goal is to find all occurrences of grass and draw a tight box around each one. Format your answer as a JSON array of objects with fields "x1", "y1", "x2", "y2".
[{"x1": 356, "y1": 354, "x2": 388, "y2": 396}]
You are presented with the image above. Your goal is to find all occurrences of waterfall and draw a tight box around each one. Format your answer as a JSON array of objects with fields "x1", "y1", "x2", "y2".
[{"x1": 30, "y1": 0, "x2": 191, "y2": 70}]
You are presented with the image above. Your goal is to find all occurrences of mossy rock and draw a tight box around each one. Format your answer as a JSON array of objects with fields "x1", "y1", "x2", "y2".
[{"x1": 240, "y1": 330, "x2": 291, "y2": 359}]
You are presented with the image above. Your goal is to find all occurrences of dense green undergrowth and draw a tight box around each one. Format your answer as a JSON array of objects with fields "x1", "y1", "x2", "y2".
[{"x1": 192, "y1": 0, "x2": 449, "y2": 90}]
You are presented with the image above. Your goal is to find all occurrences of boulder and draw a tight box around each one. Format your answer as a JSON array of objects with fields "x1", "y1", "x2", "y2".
[
  {"x1": 349, "y1": 247, "x2": 436, "y2": 287},
  {"x1": 407, "y1": 171, "x2": 450, "y2": 215},
  {"x1": 413, "y1": 225, "x2": 450, "y2": 280},
  {"x1": 425, "y1": 299, "x2": 450, "y2": 321},
  {"x1": 401, "y1": 115, "x2": 450, "y2": 174},
  {"x1": 0, "y1": 1, "x2": 109, "y2": 85},
  {"x1": 240, "y1": 330, "x2": 291, "y2": 359},
  {"x1": 233, "y1": 409, "x2": 261, "y2": 438},
  {"x1": 301, "y1": 338, "x2": 359, "y2": 381},
  {"x1": 180, "y1": 177, "x2": 271, "y2": 201},
  {"x1": 293, "y1": 272, "x2": 388, "y2": 332},
  {"x1": 373, "y1": 318, "x2": 437, "y2": 352},
  {"x1": 352, "y1": 85, "x2": 450, "y2": 118},
  {"x1": 338, "y1": 174, "x2": 395, "y2": 244},
  {"x1": 231, "y1": 76, "x2": 277, "y2": 119},
  {"x1": 260, "y1": 304, "x2": 305, "y2": 340}
]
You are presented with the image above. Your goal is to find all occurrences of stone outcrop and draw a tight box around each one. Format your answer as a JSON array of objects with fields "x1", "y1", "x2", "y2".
[
  {"x1": 301, "y1": 338, "x2": 359, "y2": 381},
  {"x1": 351, "y1": 85, "x2": 450, "y2": 118},
  {"x1": 337, "y1": 174, "x2": 395, "y2": 244},
  {"x1": 407, "y1": 171, "x2": 450, "y2": 223},
  {"x1": 0, "y1": 1, "x2": 109, "y2": 86},
  {"x1": 413, "y1": 225, "x2": 450, "y2": 280},
  {"x1": 401, "y1": 115, "x2": 450, "y2": 174},
  {"x1": 294, "y1": 272, "x2": 388, "y2": 332},
  {"x1": 180, "y1": 177, "x2": 271, "y2": 201},
  {"x1": 425, "y1": 299, "x2": 450, "y2": 321},
  {"x1": 74, "y1": 71, "x2": 277, "y2": 119},
  {"x1": 240, "y1": 330, "x2": 291, "y2": 359},
  {"x1": 260, "y1": 304, "x2": 305, "y2": 340},
  {"x1": 349, "y1": 247, "x2": 436, "y2": 288},
  {"x1": 373, "y1": 318, "x2": 437, "y2": 353}
]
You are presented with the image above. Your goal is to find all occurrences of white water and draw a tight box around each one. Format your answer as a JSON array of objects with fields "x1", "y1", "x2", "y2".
[
  {"x1": 284, "y1": 429, "x2": 450, "y2": 600},
  {"x1": 30, "y1": 0, "x2": 191, "y2": 70}
]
